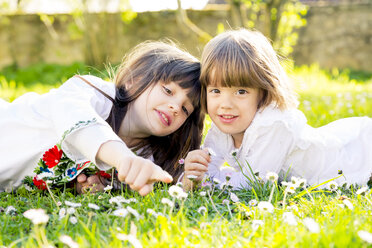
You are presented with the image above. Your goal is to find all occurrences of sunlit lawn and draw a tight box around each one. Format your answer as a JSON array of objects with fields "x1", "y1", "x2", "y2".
[{"x1": 0, "y1": 63, "x2": 371, "y2": 247}]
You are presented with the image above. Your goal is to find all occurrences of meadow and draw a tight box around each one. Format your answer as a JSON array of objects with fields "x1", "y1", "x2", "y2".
[{"x1": 0, "y1": 63, "x2": 371, "y2": 247}]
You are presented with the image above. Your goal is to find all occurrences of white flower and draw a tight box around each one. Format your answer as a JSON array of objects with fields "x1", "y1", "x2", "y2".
[
  {"x1": 356, "y1": 186, "x2": 369, "y2": 195},
  {"x1": 146, "y1": 208, "x2": 157, "y2": 217},
  {"x1": 297, "y1": 178, "x2": 307, "y2": 188},
  {"x1": 116, "y1": 234, "x2": 142, "y2": 248},
  {"x1": 104, "y1": 185, "x2": 113, "y2": 191},
  {"x1": 248, "y1": 199, "x2": 258, "y2": 207},
  {"x1": 283, "y1": 212, "x2": 297, "y2": 226},
  {"x1": 257, "y1": 201, "x2": 274, "y2": 213},
  {"x1": 358, "y1": 230, "x2": 372, "y2": 244},
  {"x1": 251, "y1": 220, "x2": 264, "y2": 231},
  {"x1": 127, "y1": 206, "x2": 140, "y2": 219},
  {"x1": 59, "y1": 208, "x2": 66, "y2": 219},
  {"x1": 23, "y1": 209, "x2": 49, "y2": 225},
  {"x1": 222, "y1": 199, "x2": 230, "y2": 205},
  {"x1": 5, "y1": 206, "x2": 16, "y2": 215},
  {"x1": 67, "y1": 207, "x2": 76, "y2": 215},
  {"x1": 161, "y1": 198, "x2": 174, "y2": 208},
  {"x1": 327, "y1": 182, "x2": 338, "y2": 192},
  {"x1": 88, "y1": 203, "x2": 100, "y2": 210},
  {"x1": 285, "y1": 183, "x2": 297, "y2": 194},
  {"x1": 168, "y1": 185, "x2": 188, "y2": 200},
  {"x1": 69, "y1": 216, "x2": 78, "y2": 225},
  {"x1": 199, "y1": 191, "x2": 206, "y2": 197},
  {"x1": 197, "y1": 206, "x2": 207, "y2": 214},
  {"x1": 303, "y1": 217, "x2": 320, "y2": 233},
  {"x1": 186, "y1": 175, "x2": 198, "y2": 181},
  {"x1": 168, "y1": 185, "x2": 184, "y2": 198},
  {"x1": 290, "y1": 176, "x2": 299, "y2": 185},
  {"x1": 266, "y1": 172, "x2": 278, "y2": 182},
  {"x1": 342, "y1": 199, "x2": 354, "y2": 211},
  {"x1": 112, "y1": 208, "x2": 128, "y2": 217},
  {"x1": 230, "y1": 192, "x2": 240, "y2": 203},
  {"x1": 65, "y1": 201, "x2": 82, "y2": 208},
  {"x1": 109, "y1": 196, "x2": 129, "y2": 205},
  {"x1": 59, "y1": 235, "x2": 79, "y2": 248},
  {"x1": 212, "y1": 178, "x2": 221, "y2": 185}
]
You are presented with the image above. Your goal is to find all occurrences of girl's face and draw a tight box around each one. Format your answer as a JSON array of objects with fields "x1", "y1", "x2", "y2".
[
  {"x1": 206, "y1": 86, "x2": 260, "y2": 147},
  {"x1": 125, "y1": 81, "x2": 195, "y2": 138}
]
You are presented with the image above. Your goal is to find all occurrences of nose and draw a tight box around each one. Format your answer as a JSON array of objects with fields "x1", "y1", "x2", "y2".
[
  {"x1": 168, "y1": 102, "x2": 181, "y2": 116},
  {"x1": 220, "y1": 94, "x2": 233, "y2": 109}
]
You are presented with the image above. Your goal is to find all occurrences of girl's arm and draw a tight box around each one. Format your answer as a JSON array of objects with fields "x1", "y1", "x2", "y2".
[{"x1": 96, "y1": 140, "x2": 173, "y2": 196}]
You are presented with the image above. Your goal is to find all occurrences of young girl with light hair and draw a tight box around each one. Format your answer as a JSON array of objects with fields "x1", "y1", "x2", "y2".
[{"x1": 183, "y1": 29, "x2": 371, "y2": 190}]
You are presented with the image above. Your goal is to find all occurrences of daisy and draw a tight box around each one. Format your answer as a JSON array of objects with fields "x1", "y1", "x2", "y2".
[
  {"x1": 65, "y1": 201, "x2": 82, "y2": 208},
  {"x1": 303, "y1": 217, "x2": 320, "y2": 233},
  {"x1": 23, "y1": 208, "x2": 49, "y2": 225},
  {"x1": 230, "y1": 192, "x2": 240, "y2": 203},
  {"x1": 197, "y1": 206, "x2": 207, "y2": 214},
  {"x1": 356, "y1": 186, "x2": 369, "y2": 195},
  {"x1": 127, "y1": 206, "x2": 140, "y2": 219},
  {"x1": 88, "y1": 203, "x2": 100, "y2": 210},
  {"x1": 112, "y1": 208, "x2": 128, "y2": 217},
  {"x1": 358, "y1": 230, "x2": 372, "y2": 244},
  {"x1": 266, "y1": 172, "x2": 278, "y2": 182},
  {"x1": 161, "y1": 198, "x2": 174, "y2": 208},
  {"x1": 283, "y1": 212, "x2": 297, "y2": 226},
  {"x1": 59, "y1": 235, "x2": 79, "y2": 248},
  {"x1": 257, "y1": 201, "x2": 274, "y2": 213},
  {"x1": 69, "y1": 216, "x2": 78, "y2": 225}
]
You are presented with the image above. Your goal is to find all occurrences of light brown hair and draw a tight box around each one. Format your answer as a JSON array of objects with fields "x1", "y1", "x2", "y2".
[
  {"x1": 200, "y1": 29, "x2": 298, "y2": 111},
  {"x1": 108, "y1": 41, "x2": 204, "y2": 180}
]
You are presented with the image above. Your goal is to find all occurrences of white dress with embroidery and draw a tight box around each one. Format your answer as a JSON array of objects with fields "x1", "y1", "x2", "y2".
[
  {"x1": 204, "y1": 105, "x2": 372, "y2": 189},
  {"x1": 0, "y1": 75, "x2": 134, "y2": 191}
]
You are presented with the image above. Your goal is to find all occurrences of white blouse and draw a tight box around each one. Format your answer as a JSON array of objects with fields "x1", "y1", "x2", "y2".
[
  {"x1": 204, "y1": 105, "x2": 372, "y2": 189},
  {"x1": 0, "y1": 75, "x2": 134, "y2": 191}
]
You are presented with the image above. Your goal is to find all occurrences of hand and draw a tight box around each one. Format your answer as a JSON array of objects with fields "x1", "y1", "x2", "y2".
[
  {"x1": 76, "y1": 174, "x2": 105, "y2": 194},
  {"x1": 96, "y1": 141, "x2": 173, "y2": 196},
  {"x1": 116, "y1": 156, "x2": 173, "y2": 196},
  {"x1": 183, "y1": 148, "x2": 210, "y2": 186}
]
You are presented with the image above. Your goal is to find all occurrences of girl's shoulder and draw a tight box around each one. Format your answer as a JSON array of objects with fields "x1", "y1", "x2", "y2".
[
  {"x1": 252, "y1": 104, "x2": 307, "y2": 131},
  {"x1": 61, "y1": 75, "x2": 115, "y2": 98}
]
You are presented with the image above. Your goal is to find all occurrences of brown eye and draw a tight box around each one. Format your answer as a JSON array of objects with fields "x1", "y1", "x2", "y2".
[
  {"x1": 182, "y1": 106, "x2": 189, "y2": 116},
  {"x1": 209, "y1": 89, "x2": 220, "y2": 94},
  {"x1": 236, "y1": 89, "x2": 248, "y2": 95},
  {"x1": 163, "y1": 86, "x2": 172, "y2": 95}
]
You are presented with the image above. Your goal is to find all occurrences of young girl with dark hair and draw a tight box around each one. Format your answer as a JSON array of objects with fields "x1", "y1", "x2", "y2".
[{"x1": 0, "y1": 41, "x2": 204, "y2": 196}]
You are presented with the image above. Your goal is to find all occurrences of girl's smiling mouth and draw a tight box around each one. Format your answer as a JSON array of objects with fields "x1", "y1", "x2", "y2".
[
  {"x1": 218, "y1": 114, "x2": 238, "y2": 123},
  {"x1": 156, "y1": 110, "x2": 172, "y2": 126}
]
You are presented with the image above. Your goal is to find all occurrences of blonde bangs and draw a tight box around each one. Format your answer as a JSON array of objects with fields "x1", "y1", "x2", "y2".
[{"x1": 201, "y1": 34, "x2": 264, "y2": 90}]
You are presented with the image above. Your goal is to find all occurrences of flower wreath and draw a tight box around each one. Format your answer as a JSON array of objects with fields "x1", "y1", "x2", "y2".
[{"x1": 23, "y1": 119, "x2": 115, "y2": 190}]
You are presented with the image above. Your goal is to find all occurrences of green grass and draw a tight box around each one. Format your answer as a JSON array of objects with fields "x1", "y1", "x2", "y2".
[{"x1": 0, "y1": 63, "x2": 372, "y2": 247}]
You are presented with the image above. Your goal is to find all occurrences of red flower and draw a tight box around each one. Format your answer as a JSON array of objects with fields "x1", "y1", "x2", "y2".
[
  {"x1": 97, "y1": 170, "x2": 111, "y2": 179},
  {"x1": 42, "y1": 145, "x2": 63, "y2": 168},
  {"x1": 33, "y1": 176, "x2": 47, "y2": 190}
]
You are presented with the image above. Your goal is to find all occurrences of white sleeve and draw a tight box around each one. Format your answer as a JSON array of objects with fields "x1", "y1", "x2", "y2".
[
  {"x1": 44, "y1": 76, "x2": 135, "y2": 170},
  {"x1": 242, "y1": 121, "x2": 296, "y2": 179}
]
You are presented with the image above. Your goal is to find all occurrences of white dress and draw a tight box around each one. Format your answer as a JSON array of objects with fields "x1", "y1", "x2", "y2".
[
  {"x1": 204, "y1": 105, "x2": 372, "y2": 189},
  {"x1": 0, "y1": 75, "x2": 134, "y2": 192}
]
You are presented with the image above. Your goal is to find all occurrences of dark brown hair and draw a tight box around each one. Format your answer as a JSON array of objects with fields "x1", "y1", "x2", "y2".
[
  {"x1": 200, "y1": 29, "x2": 298, "y2": 111},
  {"x1": 108, "y1": 41, "x2": 204, "y2": 180}
]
